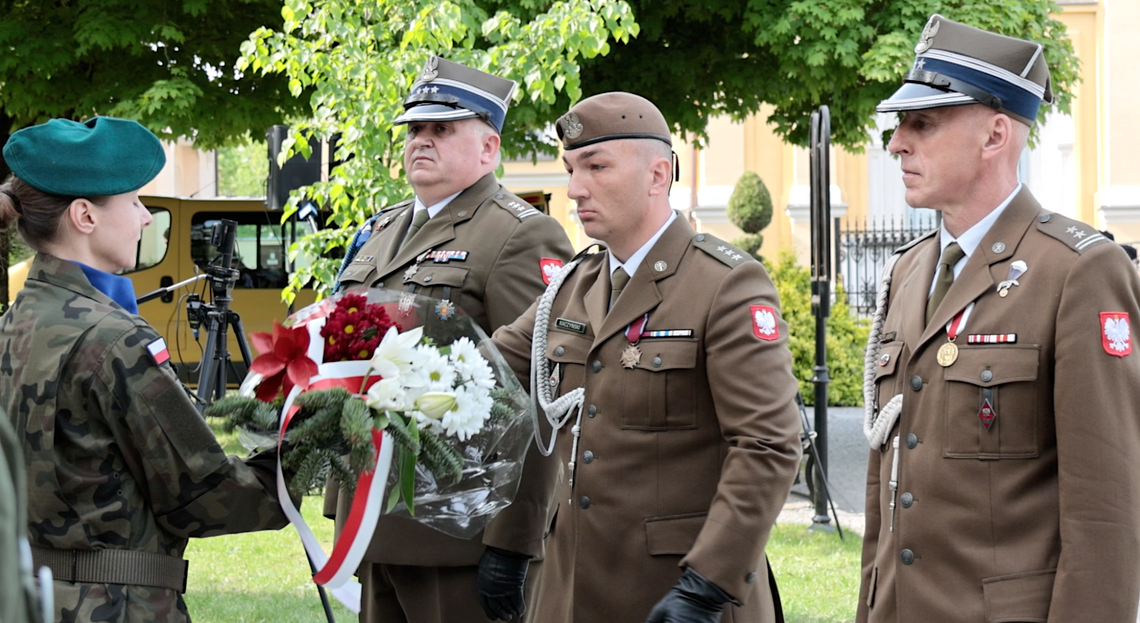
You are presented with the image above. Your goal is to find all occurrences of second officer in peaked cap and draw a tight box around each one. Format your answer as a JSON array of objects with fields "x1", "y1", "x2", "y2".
[
  {"x1": 859, "y1": 15, "x2": 1140, "y2": 623},
  {"x1": 327, "y1": 56, "x2": 573, "y2": 623}
]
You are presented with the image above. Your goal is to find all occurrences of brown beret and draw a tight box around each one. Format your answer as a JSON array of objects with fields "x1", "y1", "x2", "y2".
[{"x1": 556, "y1": 92, "x2": 671, "y2": 151}]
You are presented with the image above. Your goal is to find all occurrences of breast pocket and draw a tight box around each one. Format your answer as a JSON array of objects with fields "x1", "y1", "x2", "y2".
[
  {"x1": 546, "y1": 331, "x2": 592, "y2": 396},
  {"x1": 620, "y1": 340, "x2": 699, "y2": 431},
  {"x1": 338, "y1": 262, "x2": 378, "y2": 287},
  {"x1": 873, "y1": 342, "x2": 904, "y2": 410},
  {"x1": 405, "y1": 266, "x2": 469, "y2": 306},
  {"x1": 943, "y1": 345, "x2": 1041, "y2": 458}
]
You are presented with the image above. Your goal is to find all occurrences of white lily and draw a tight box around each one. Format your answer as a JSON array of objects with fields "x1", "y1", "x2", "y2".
[
  {"x1": 415, "y1": 391, "x2": 457, "y2": 420},
  {"x1": 365, "y1": 377, "x2": 406, "y2": 411},
  {"x1": 370, "y1": 326, "x2": 426, "y2": 384}
]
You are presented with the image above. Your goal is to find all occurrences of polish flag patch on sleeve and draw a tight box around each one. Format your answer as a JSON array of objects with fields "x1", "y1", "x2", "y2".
[
  {"x1": 1101, "y1": 312, "x2": 1131, "y2": 357},
  {"x1": 751, "y1": 305, "x2": 779, "y2": 341},
  {"x1": 540, "y1": 258, "x2": 564, "y2": 285},
  {"x1": 146, "y1": 337, "x2": 171, "y2": 365}
]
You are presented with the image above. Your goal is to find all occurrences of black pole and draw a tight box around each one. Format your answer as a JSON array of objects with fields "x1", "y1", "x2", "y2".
[{"x1": 809, "y1": 107, "x2": 833, "y2": 529}]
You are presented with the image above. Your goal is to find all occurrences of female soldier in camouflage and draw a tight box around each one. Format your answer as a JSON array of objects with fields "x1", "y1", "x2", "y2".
[{"x1": 0, "y1": 117, "x2": 292, "y2": 623}]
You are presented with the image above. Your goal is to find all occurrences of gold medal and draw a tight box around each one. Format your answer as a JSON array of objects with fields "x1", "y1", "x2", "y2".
[
  {"x1": 937, "y1": 341, "x2": 959, "y2": 367},
  {"x1": 620, "y1": 343, "x2": 642, "y2": 369}
]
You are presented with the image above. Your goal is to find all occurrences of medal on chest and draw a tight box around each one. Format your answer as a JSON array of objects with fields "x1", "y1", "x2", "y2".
[
  {"x1": 621, "y1": 314, "x2": 649, "y2": 369},
  {"x1": 937, "y1": 304, "x2": 973, "y2": 367}
]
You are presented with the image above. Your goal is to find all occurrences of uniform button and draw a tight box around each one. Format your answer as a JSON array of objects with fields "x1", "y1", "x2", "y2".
[
  {"x1": 652, "y1": 357, "x2": 662, "y2": 368},
  {"x1": 695, "y1": 234, "x2": 706, "y2": 242},
  {"x1": 495, "y1": 193, "x2": 504, "y2": 199},
  {"x1": 588, "y1": 405, "x2": 597, "y2": 418},
  {"x1": 905, "y1": 434, "x2": 918, "y2": 449},
  {"x1": 554, "y1": 346, "x2": 565, "y2": 356},
  {"x1": 901, "y1": 549, "x2": 915, "y2": 565},
  {"x1": 981, "y1": 370, "x2": 993, "y2": 382},
  {"x1": 423, "y1": 275, "x2": 433, "y2": 282},
  {"x1": 901, "y1": 492, "x2": 913, "y2": 508},
  {"x1": 1039, "y1": 214, "x2": 1051, "y2": 223},
  {"x1": 745, "y1": 571, "x2": 756, "y2": 584},
  {"x1": 457, "y1": 210, "x2": 468, "y2": 217},
  {"x1": 579, "y1": 496, "x2": 591, "y2": 509},
  {"x1": 582, "y1": 451, "x2": 594, "y2": 464},
  {"x1": 910, "y1": 375, "x2": 923, "y2": 391},
  {"x1": 591, "y1": 360, "x2": 602, "y2": 373}
]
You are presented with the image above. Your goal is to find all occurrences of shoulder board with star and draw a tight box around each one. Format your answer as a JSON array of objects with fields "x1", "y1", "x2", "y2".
[
  {"x1": 492, "y1": 192, "x2": 542, "y2": 221},
  {"x1": 692, "y1": 233, "x2": 752, "y2": 268},
  {"x1": 1036, "y1": 212, "x2": 1112, "y2": 255},
  {"x1": 894, "y1": 228, "x2": 938, "y2": 255}
]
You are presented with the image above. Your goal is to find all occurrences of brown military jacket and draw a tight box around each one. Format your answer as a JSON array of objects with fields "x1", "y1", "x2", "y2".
[
  {"x1": 858, "y1": 188, "x2": 1140, "y2": 622},
  {"x1": 491, "y1": 216, "x2": 802, "y2": 623},
  {"x1": 333, "y1": 172, "x2": 574, "y2": 565},
  {"x1": 1, "y1": 254, "x2": 290, "y2": 623}
]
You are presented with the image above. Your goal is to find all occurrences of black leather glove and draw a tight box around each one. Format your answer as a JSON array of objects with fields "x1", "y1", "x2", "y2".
[
  {"x1": 645, "y1": 567, "x2": 736, "y2": 623},
  {"x1": 476, "y1": 546, "x2": 530, "y2": 621}
]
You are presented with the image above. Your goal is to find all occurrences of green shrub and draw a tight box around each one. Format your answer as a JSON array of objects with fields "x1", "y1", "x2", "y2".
[
  {"x1": 727, "y1": 171, "x2": 773, "y2": 261},
  {"x1": 767, "y1": 250, "x2": 868, "y2": 406}
]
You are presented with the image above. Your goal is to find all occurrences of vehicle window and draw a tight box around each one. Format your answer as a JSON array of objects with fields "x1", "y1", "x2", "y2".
[
  {"x1": 190, "y1": 211, "x2": 325, "y2": 289},
  {"x1": 126, "y1": 207, "x2": 170, "y2": 273}
]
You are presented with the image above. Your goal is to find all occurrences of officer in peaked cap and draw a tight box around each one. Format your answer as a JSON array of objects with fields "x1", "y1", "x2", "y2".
[
  {"x1": 327, "y1": 56, "x2": 572, "y2": 623},
  {"x1": 859, "y1": 15, "x2": 1140, "y2": 622},
  {"x1": 490, "y1": 91, "x2": 802, "y2": 623}
]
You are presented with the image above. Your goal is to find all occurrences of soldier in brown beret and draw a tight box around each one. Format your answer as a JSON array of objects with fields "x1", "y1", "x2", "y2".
[
  {"x1": 327, "y1": 56, "x2": 573, "y2": 623},
  {"x1": 860, "y1": 15, "x2": 1140, "y2": 622},
  {"x1": 490, "y1": 91, "x2": 802, "y2": 623}
]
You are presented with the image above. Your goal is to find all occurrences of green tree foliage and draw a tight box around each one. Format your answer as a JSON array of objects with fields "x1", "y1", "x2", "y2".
[
  {"x1": 768, "y1": 251, "x2": 868, "y2": 406},
  {"x1": 0, "y1": 0, "x2": 303, "y2": 149},
  {"x1": 217, "y1": 136, "x2": 269, "y2": 197},
  {"x1": 727, "y1": 171, "x2": 773, "y2": 260},
  {"x1": 239, "y1": 0, "x2": 638, "y2": 300},
  {"x1": 569, "y1": 0, "x2": 1078, "y2": 149}
]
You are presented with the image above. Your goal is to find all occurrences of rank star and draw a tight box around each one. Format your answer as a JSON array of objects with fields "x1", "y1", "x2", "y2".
[
  {"x1": 1066, "y1": 226, "x2": 1078, "y2": 234},
  {"x1": 717, "y1": 245, "x2": 727, "y2": 252},
  {"x1": 1074, "y1": 230, "x2": 1087, "y2": 239}
]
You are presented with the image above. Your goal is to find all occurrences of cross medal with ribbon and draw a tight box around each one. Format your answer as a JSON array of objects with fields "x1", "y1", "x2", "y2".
[
  {"x1": 937, "y1": 304, "x2": 973, "y2": 367},
  {"x1": 621, "y1": 314, "x2": 650, "y2": 369}
]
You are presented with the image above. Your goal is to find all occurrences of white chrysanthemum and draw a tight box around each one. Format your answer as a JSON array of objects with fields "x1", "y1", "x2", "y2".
[
  {"x1": 442, "y1": 384, "x2": 493, "y2": 441},
  {"x1": 418, "y1": 346, "x2": 456, "y2": 391},
  {"x1": 449, "y1": 337, "x2": 480, "y2": 365},
  {"x1": 365, "y1": 377, "x2": 406, "y2": 411},
  {"x1": 410, "y1": 410, "x2": 444, "y2": 434},
  {"x1": 370, "y1": 326, "x2": 426, "y2": 384}
]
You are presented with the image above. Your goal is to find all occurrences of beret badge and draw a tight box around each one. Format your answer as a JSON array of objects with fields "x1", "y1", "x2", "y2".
[
  {"x1": 419, "y1": 56, "x2": 440, "y2": 82},
  {"x1": 560, "y1": 112, "x2": 584, "y2": 140}
]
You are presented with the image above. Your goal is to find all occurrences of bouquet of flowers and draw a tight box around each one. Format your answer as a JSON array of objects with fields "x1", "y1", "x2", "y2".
[{"x1": 205, "y1": 288, "x2": 535, "y2": 610}]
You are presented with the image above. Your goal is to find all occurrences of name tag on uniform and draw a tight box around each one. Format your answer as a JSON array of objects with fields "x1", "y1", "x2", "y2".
[{"x1": 555, "y1": 318, "x2": 587, "y2": 334}]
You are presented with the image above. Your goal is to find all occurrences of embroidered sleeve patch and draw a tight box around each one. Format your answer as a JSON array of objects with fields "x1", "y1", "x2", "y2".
[
  {"x1": 147, "y1": 337, "x2": 171, "y2": 365},
  {"x1": 540, "y1": 258, "x2": 564, "y2": 285},
  {"x1": 751, "y1": 305, "x2": 779, "y2": 341},
  {"x1": 1101, "y1": 312, "x2": 1132, "y2": 357}
]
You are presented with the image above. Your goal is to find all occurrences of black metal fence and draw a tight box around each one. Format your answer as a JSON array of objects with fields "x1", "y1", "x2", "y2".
[{"x1": 838, "y1": 217, "x2": 938, "y2": 316}]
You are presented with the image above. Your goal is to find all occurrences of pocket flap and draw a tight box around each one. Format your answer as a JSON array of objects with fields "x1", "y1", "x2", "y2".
[
  {"x1": 945, "y1": 345, "x2": 1039, "y2": 386},
  {"x1": 405, "y1": 265, "x2": 468, "y2": 288},
  {"x1": 547, "y1": 332, "x2": 592, "y2": 364},
  {"x1": 636, "y1": 340, "x2": 698, "y2": 371},
  {"x1": 338, "y1": 263, "x2": 376, "y2": 285},
  {"x1": 644, "y1": 511, "x2": 706, "y2": 556},
  {"x1": 982, "y1": 568, "x2": 1054, "y2": 622},
  {"x1": 874, "y1": 342, "x2": 904, "y2": 380}
]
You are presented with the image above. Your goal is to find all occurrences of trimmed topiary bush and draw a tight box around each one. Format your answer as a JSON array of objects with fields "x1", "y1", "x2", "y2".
[{"x1": 727, "y1": 171, "x2": 773, "y2": 260}]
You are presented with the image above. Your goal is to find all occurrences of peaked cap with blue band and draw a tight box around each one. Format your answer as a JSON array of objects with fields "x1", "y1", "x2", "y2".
[
  {"x1": 877, "y1": 15, "x2": 1053, "y2": 126},
  {"x1": 3, "y1": 117, "x2": 165, "y2": 197},
  {"x1": 394, "y1": 56, "x2": 517, "y2": 133}
]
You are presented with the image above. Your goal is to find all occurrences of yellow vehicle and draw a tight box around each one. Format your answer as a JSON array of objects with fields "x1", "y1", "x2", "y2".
[{"x1": 8, "y1": 196, "x2": 321, "y2": 385}]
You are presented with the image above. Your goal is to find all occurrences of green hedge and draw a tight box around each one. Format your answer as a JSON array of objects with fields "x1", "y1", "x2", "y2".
[{"x1": 766, "y1": 250, "x2": 868, "y2": 406}]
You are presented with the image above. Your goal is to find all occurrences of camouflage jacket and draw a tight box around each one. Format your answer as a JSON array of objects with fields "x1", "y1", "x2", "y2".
[
  {"x1": 0, "y1": 254, "x2": 290, "y2": 623},
  {"x1": 1, "y1": 407, "x2": 43, "y2": 623}
]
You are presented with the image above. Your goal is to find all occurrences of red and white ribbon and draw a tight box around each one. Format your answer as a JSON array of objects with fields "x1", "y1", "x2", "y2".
[
  {"x1": 945, "y1": 303, "x2": 974, "y2": 340},
  {"x1": 272, "y1": 320, "x2": 394, "y2": 613}
]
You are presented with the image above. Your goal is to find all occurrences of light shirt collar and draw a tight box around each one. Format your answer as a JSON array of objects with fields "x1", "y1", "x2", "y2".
[
  {"x1": 608, "y1": 210, "x2": 678, "y2": 278},
  {"x1": 936, "y1": 183, "x2": 1022, "y2": 284},
  {"x1": 414, "y1": 190, "x2": 464, "y2": 219}
]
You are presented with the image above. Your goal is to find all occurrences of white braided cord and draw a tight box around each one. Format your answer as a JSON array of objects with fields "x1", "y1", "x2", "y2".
[
  {"x1": 863, "y1": 252, "x2": 904, "y2": 449},
  {"x1": 529, "y1": 255, "x2": 589, "y2": 459}
]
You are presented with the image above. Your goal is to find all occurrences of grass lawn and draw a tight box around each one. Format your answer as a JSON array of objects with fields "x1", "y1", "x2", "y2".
[{"x1": 189, "y1": 422, "x2": 862, "y2": 622}]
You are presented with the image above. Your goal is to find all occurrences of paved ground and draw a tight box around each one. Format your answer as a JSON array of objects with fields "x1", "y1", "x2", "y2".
[{"x1": 777, "y1": 406, "x2": 869, "y2": 537}]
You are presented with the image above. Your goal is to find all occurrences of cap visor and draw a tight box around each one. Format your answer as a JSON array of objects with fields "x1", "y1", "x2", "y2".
[
  {"x1": 876, "y1": 82, "x2": 978, "y2": 113},
  {"x1": 394, "y1": 104, "x2": 480, "y2": 125}
]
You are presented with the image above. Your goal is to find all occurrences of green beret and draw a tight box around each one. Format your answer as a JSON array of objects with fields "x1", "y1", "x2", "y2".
[
  {"x1": 3, "y1": 117, "x2": 165, "y2": 197},
  {"x1": 556, "y1": 92, "x2": 671, "y2": 151}
]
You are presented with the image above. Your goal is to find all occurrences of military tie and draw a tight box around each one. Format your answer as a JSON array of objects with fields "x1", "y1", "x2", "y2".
[
  {"x1": 398, "y1": 209, "x2": 431, "y2": 252},
  {"x1": 926, "y1": 241, "x2": 966, "y2": 325},
  {"x1": 609, "y1": 267, "x2": 630, "y2": 310}
]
